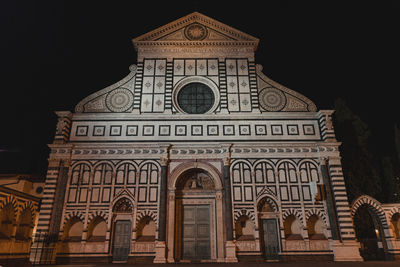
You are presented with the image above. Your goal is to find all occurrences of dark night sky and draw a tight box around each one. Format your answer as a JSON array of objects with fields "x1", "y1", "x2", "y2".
[{"x1": 1, "y1": 0, "x2": 399, "y2": 175}]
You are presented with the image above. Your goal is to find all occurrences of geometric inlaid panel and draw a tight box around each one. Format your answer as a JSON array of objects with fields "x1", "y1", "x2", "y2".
[{"x1": 70, "y1": 119, "x2": 321, "y2": 142}]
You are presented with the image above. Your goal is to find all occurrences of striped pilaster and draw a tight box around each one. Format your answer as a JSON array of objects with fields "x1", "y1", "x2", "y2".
[
  {"x1": 318, "y1": 110, "x2": 336, "y2": 141},
  {"x1": 133, "y1": 62, "x2": 144, "y2": 112},
  {"x1": 36, "y1": 162, "x2": 62, "y2": 233},
  {"x1": 54, "y1": 111, "x2": 72, "y2": 144},
  {"x1": 48, "y1": 162, "x2": 69, "y2": 237},
  {"x1": 326, "y1": 157, "x2": 357, "y2": 241},
  {"x1": 218, "y1": 60, "x2": 228, "y2": 111},
  {"x1": 248, "y1": 61, "x2": 259, "y2": 110},
  {"x1": 164, "y1": 61, "x2": 174, "y2": 111}
]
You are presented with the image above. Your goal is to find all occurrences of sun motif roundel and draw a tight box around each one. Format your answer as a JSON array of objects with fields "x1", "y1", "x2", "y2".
[
  {"x1": 184, "y1": 23, "x2": 208, "y2": 40},
  {"x1": 259, "y1": 88, "x2": 287, "y2": 111}
]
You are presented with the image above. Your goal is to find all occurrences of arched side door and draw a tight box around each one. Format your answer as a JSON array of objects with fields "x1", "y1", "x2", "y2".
[
  {"x1": 112, "y1": 197, "x2": 134, "y2": 262},
  {"x1": 112, "y1": 220, "x2": 132, "y2": 262}
]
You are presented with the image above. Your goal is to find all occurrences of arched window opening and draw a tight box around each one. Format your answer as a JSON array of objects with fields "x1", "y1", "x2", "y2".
[
  {"x1": 140, "y1": 163, "x2": 159, "y2": 185},
  {"x1": 284, "y1": 215, "x2": 303, "y2": 240},
  {"x1": 254, "y1": 161, "x2": 275, "y2": 183},
  {"x1": 136, "y1": 216, "x2": 156, "y2": 242},
  {"x1": 299, "y1": 161, "x2": 319, "y2": 183},
  {"x1": 15, "y1": 208, "x2": 33, "y2": 240},
  {"x1": 63, "y1": 217, "x2": 83, "y2": 242},
  {"x1": 391, "y1": 213, "x2": 400, "y2": 239},
  {"x1": 116, "y1": 163, "x2": 136, "y2": 185},
  {"x1": 0, "y1": 204, "x2": 15, "y2": 239},
  {"x1": 71, "y1": 163, "x2": 91, "y2": 185},
  {"x1": 235, "y1": 216, "x2": 255, "y2": 241},
  {"x1": 307, "y1": 215, "x2": 326, "y2": 240},
  {"x1": 87, "y1": 217, "x2": 107, "y2": 242},
  {"x1": 278, "y1": 161, "x2": 297, "y2": 183},
  {"x1": 93, "y1": 163, "x2": 113, "y2": 185},
  {"x1": 232, "y1": 162, "x2": 252, "y2": 184}
]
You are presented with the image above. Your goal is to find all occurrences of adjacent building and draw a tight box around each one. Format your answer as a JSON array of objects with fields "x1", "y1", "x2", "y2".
[{"x1": 0, "y1": 174, "x2": 44, "y2": 265}]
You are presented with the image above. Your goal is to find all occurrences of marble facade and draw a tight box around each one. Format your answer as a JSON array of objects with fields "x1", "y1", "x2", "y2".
[{"x1": 32, "y1": 12, "x2": 368, "y2": 263}]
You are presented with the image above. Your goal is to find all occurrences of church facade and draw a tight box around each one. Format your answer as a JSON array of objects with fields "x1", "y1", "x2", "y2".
[{"x1": 32, "y1": 12, "x2": 366, "y2": 263}]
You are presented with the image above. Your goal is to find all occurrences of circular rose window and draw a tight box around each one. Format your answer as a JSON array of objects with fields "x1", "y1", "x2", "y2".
[{"x1": 177, "y1": 82, "x2": 215, "y2": 114}]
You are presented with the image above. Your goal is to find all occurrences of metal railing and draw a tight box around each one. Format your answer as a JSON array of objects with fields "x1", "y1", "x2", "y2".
[{"x1": 30, "y1": 230, "x2": 57, "y2": 266}]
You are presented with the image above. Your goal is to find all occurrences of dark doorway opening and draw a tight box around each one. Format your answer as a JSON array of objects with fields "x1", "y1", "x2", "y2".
[{"x1": 353, "y1": 204, "x2": 385, "y2": 260}]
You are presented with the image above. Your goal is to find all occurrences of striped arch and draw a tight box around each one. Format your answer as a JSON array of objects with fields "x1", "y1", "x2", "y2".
[
  {"x1": 62, "y1": 211, "x2": 85, "y2": 228},
  {"x1": 351, "y1": 195, "x2": 388, "y2": 228},
  {"x1": 257, "y1": 186, "x2": 278, "y2": 199},
  {"x1": 87, "y1": 210, "x2": 109, "y2": 226},
  {"x1": 0, "y1": 195, "x2": 18, "y2": 214},
  {"x1": 387, "y1": 207, "x2": 400, "y2": 220},
  {"x1": 112, "y1": 189, "x2": 136, "y2": 207},
  {"x1": 282, "y1": 208, "x2": 305, "y2": 227},
  {"x1": 305, "y1": 208, "x2": 328, "y2": 227},
  {"x1": 136, "y1": 209, "x2": 158, "y2": 226},
  {"x1": 19, "y1": 201, "x2": 37, "y2": 223},
  {"x1": 257, "y1": 188, "x2": 279, "y2": 212},
  {"x1": 234, "y1": 209, "x2": 256, "y2": 224}
]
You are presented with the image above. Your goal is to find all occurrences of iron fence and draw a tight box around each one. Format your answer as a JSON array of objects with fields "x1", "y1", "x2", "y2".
[{"x1": 30, "y1": 230, "x2": 57, "y2": 266}]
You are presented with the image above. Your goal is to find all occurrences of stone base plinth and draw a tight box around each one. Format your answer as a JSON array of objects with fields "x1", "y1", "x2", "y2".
[
  {"x1": 153, "y1": 241, "x2": 167, "y2": 263},
  {"x1": 225, "y1": 241, "x2": 238, "y2": 262},
  {"x1": 332, "y1": 240, "x2": 363, "y2": 261}
]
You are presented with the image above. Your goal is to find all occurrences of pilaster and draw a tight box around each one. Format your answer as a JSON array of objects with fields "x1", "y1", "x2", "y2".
[
  {"x1": 223, "y1": 148, "x2": 238, "y2": 262},
  {"x1": 153, "y1": 154, "x2": 169, "y2": 263},
  {"x1": 322, "y1": 157, "x2": 362, "y2": 261}
]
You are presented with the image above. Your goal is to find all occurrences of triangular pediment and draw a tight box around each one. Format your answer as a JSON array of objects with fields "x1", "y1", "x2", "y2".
[{"x1": 132, "y1": 12, "x2": 259, "y2": 50}]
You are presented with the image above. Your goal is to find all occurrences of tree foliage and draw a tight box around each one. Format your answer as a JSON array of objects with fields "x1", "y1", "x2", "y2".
[{"x1": 333, "y1": 98, "x2": 381, "y2": 203}]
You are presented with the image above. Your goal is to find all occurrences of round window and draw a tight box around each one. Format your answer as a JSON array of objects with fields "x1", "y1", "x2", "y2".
[{"x1": 177, "y1": 82, "x2": 215, "y2": 114}]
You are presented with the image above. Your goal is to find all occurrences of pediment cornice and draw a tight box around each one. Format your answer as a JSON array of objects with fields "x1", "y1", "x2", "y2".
[{"x1": 132, "y1": 12, "x2": 259, "y2": 51}]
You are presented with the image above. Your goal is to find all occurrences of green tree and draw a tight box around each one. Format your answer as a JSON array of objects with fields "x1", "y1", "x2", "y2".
[
  {"x1": 333, "y1": 98, "x2": 381, "y2": 203},
  {"x1": 379, "y1": 157, "x2": 398, "y2": 203}
]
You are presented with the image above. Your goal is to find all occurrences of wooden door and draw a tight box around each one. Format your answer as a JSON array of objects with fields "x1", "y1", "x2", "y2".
[
  {"x1": 182, "y1": 205, "x2": 211, "y2": 260},
  {"x1": 112, "y1": 220, "x2": 131, "y2": 262},
  {"x1": 262, "y1": 219, "x2": 279, "y2": 260}
]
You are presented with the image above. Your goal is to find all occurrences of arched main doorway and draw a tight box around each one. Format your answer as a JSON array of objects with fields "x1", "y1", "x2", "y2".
[
  {"x1": 166, "y1": 162, "x2": 224, "y2": 263},
  {"x1": 175, "y1": 169, "x2": 215, "y2": 261}
]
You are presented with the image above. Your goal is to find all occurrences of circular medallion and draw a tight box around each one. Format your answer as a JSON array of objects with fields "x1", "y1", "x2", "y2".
[
  {"x1": 105, "y1": 88, "x2": 134, "y2": 112},
  {"x1": 184, "y1": 23, "x2": 208, "y2": 41},
  {"x1": 259, "y1": 88, "x2": 286, "y2": 111}
]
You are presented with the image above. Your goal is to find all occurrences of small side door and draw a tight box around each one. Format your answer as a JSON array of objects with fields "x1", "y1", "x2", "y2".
[
  {"x1": 262, "y1": 219, "x2": 279, "y2": 260},
  {"x1": 112, "y1": 220, "x2": 132, "y2": 262}
]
